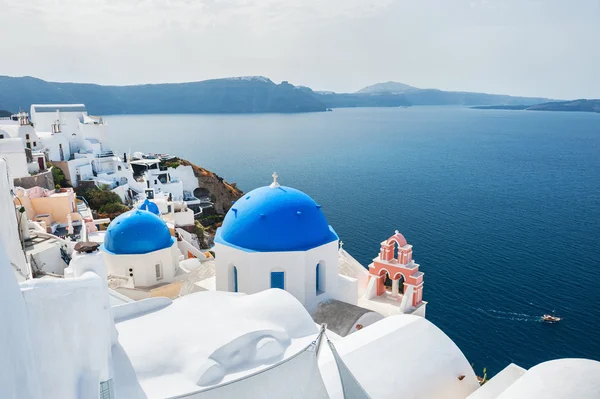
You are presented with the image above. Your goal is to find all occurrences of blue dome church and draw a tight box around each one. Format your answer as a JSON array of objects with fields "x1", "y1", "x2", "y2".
[
  {"x1": 101, "y1": 209, "x2": 182, "y2": 288},
  {"x1": 214, "y1": 173, "x2": 342, "y2": 309}
]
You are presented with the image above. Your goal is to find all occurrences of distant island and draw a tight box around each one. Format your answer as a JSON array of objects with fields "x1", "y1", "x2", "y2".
[
  {"x1": 471, "y1": 99, "x2": 600, "y2": 114},
  {"x1": 0, "y1": 75, "x2": 561, "y2": 115},
  {"x1": 0, "y1": 109, "x2": 12, "y2": 117}
]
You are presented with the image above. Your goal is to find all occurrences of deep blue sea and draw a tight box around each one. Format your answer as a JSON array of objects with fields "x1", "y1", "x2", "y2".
[{"x1": 107, "y1": 106, "x2": 600, "y2": 375}]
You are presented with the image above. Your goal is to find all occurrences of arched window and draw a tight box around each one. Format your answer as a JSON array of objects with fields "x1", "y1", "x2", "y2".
[
  {"x1": 270, "y1": 270, "x2": 285, "y2": 290},
  {"x1": 316, "y1": 262, "x2": 326, "y2": 295},
  {"x1": 233, "y1": 266, "x2": 238, "y2": 293},
  {"x1": 316, "y1": 263, "x2": 320, "y2": 294}
]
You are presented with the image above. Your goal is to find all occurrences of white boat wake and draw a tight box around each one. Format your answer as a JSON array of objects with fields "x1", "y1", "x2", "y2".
[{"x1": 474, "y1": 308, "x2": 542, "y2": 322}]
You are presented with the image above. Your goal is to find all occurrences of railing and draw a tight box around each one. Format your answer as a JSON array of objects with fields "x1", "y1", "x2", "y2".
[
  {"x1": 95, "y1": 151, "x2": 115, "y2": 158},
  {"x1": 76, "y1": 196, "x2": 90, "y2": 208}
]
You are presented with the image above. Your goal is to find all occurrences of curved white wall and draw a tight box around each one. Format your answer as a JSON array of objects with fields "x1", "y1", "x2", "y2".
[
  {"x1": 104, "y1": 242, "x2": 179, "y2": 287},
  {"x1": 319, "y1": 315, "x2": 480, "y2": 399},
  {"x1": 497, "y1": 359, "x2": 600, "y2": 399},
  {"x1": 19, "y1": 250, "x2": 115, "y2": 398},
  {"x1": 0, "y1": 241, "x2": 41, "y2": 399}
]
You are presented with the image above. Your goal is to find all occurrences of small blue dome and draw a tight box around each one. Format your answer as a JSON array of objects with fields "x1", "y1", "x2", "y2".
[
  {"x1": 102, "y1": 209, "x2": 174, "y2": 255},
  {"x1": 138, "y1": 199, "x2": 160, "y2": 215},
  {"x1": 215, "y1": 185, "x2": 338, "y2": 252}
]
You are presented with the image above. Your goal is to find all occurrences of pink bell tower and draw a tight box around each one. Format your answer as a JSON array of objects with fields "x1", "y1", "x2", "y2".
[{"x1": 367, "y1": 231, "x2": 425, "y2": 313}]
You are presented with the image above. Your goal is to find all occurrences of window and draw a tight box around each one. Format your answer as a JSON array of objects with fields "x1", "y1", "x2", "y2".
[
  {"x1": 0, "y1": 134, "x2": 3, "y2": 139},
  {"x1": 118, "y1": 165, "x2": 122, "y2": 171},
  {"x1": 316, "y1": 264, "x2": 320, "y2": 294},
  {"x1": 26, "y1": 134, "x2": 30, "y2": 139},
  {"x1": 316, "y1": 262, "x2": 326, "y2": 295},
  {"x1": 233, "y1": 266, "x2": 238, "y2": 292},
  {"x1": 99, "y1": 379, "x2": 114, "y2": 399},
  {"x1": 155, "y1": 263, "x2": 163, "y2": 280},
  {"x1": 26, "y1": 142, "x2": 31, "y2": 149},
  {"x1": 270, "y1": 271, "x2": 285, "y2": 290},
  {"x1": 33, "y1": 141, "x2": 37, "y2": 147}
]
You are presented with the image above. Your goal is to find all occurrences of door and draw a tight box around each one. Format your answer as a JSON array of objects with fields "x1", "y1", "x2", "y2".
[{"x1": 270, "y1": 271, "x2": 285, "y2": 290}]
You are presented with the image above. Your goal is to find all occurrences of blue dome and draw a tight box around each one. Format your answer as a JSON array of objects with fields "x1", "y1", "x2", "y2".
[
  {"x1": 138, "y1": 199, "x2": 160, "y2": 215},
  {"x1": 215, "y1": 185, "x2": 338, "y2": 252},
  {"x1": 102, "y1": 209, "x2": 174, "y2": 255}
]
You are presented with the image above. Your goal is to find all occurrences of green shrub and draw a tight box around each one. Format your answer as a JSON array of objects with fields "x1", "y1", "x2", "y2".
[
  {"x1": 193, "y1": 220, "x2": 206, "y2": 246},
  {"x1": 98, "y1": 202, "x2": 130, "y2": 218},
  {"x1": 50, "y1": 164, "x2": 68, "y2": 187},
  {"x1": 76, "y1": 185, "x2": 123, "y2": 210},
  {"x1": 161, "y1": 158, "x2": 182, "y2": 169}
]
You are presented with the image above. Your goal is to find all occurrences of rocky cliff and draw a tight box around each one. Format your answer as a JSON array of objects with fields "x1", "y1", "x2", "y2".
[{"x1": 176, "y1": 159, "x2": 243, "y2": 214}]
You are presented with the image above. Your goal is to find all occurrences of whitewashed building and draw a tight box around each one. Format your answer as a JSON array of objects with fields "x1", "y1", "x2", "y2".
[
  {"x1": 101, "y1": 209, "x2": 182, "y2": 289},
  {"x1": 214, "y1": 175, "x2": 341, "y2": 311},
  {"x1": 213, "y1": 174, "x2": 426, "y2": 332}
]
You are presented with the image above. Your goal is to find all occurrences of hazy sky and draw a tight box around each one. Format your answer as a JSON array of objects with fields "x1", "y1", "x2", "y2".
[{"x1": 1, "y1": 0, "x2": 599, "y2": 98}]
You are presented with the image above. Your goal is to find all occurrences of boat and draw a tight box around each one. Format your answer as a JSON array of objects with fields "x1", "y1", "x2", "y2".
[{"x1": 542, "y1": 314, "x2": 562, "y2": 323}]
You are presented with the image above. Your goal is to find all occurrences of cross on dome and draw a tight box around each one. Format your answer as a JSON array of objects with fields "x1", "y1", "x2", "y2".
[
  {"x1": 395, "y1": 230, "x2": 400, "y2": 235},
  {"x1": 270, "y1": 172, "x2": 281, "y2": 188},
  {"x1": 339, "y1": 241, "x2": 344, "y2": 250}
]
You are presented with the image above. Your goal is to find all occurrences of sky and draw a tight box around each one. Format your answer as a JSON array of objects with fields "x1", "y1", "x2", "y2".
[{"x1": 1, "y1": 0, "x2": 599, "y2": 99}]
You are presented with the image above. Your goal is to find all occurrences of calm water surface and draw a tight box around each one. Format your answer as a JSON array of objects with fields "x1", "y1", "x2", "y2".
[{"x1": 107, "y1": 107, "x2": 600, "y2": 375}]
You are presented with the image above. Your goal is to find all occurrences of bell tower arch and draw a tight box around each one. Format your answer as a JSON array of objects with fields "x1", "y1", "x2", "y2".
[{"x1": 366, "y1": 231, "x2": 425, "y2": 315}]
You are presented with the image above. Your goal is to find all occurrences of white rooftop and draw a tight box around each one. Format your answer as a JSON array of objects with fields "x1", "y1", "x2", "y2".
[{"x1": 113, "y1": 289, "x2": 319, "y2": 398}]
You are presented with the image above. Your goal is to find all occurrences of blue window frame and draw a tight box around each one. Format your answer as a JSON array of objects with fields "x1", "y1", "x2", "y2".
[
  {"x1": 271, "y1": 271, "x2": 285, "y2": 290},
  {"x1": 233, "y1": 266, "x2": 238, "y2": 293}
]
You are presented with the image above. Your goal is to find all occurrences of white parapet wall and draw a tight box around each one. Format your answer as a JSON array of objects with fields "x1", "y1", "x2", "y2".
[{"x1": 0, "y1": 138, "x2": 30, "y2": 178}]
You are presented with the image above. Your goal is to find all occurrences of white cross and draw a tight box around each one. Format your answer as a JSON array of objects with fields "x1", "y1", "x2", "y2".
[
  {"x1": 339, "y1": 241, "x2": 344, "y2": 250},
  {"x1": 270, "y1": 172, "x2": 281, "y2": 188},
  {"x1": 395, "y1": 230, "x2": 399, "y2": 235}
]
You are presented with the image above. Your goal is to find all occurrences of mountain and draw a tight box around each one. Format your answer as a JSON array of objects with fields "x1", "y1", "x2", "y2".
[
  {"x1": 0, "y1": 110, "x2": 13, "y2": 117},
  {"x1": 0, "y1": 76, "x2": 326, "y2": 115},
  {"x1": 357, "y1": 81, "x2": 419, "y2": 94},
  {"x1": 313, "y1": 88, "x2": 549, "y2": 109},
  {"x1": 527, "y1": 99, "x2": 600, "y2": 113},
  {"x1": 401, "y1": 89, "x2": 550, "y2": 106},
  {"x1": 297, "y1": 85, "x2": 411, "y2": 108},
  {"x1": 472, "y1": 99, "x2": 600, "y2": 113},
  {"x1": 355, "y1": 81, "x2": 551, "y2": 106},
  {"x1": 0, "y1": 75, "x2": 558, "y2": 115}
]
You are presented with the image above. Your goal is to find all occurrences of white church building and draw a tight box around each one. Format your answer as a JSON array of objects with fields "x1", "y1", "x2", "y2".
[
  {"x1": 213, "y1": 173, "x2": 427, "y2": 336},
  {"x1": 214, "y1": 175, "x2": 341, "y2": 310}
]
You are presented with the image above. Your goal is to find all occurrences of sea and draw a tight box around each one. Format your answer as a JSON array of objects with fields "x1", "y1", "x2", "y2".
[{"x1": 107, "y1": 106, "x2": 600, "y2": 375}]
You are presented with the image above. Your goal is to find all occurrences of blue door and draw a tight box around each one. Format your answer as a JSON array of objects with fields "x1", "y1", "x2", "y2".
[{"x1": 271, "y1": 271, "x2": 285, "y2": 290}]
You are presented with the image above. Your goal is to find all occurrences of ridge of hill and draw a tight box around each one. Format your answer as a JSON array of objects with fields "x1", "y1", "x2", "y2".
[{"x1": 0, "y1": 75, "x2": 557, "y2": 114}]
